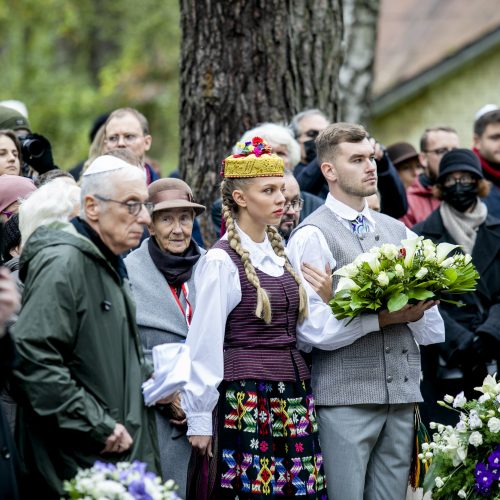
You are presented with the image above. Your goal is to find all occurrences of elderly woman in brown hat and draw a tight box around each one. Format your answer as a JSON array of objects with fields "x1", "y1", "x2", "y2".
[{"x1": 124, "y1": 178, "x2": 205, "y2": 492}]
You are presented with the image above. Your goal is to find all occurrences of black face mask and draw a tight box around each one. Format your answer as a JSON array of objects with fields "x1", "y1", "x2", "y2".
[
  {"x1": 303, "y1": 139, "x2": 317, "y2": 164},
  {"x1": 442, "y1": 183, "x2": 478, "y2": 212}
]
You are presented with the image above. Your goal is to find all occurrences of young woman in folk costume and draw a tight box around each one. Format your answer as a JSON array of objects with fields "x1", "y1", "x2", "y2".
[{"x1": 182, "y1": 138, "x2": 328, "y2": 499}]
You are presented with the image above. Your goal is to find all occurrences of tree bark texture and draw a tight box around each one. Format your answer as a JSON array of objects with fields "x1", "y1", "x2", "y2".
[
  {"x1": 338, "y1": 0, "x2": 379, "y2": 124},
  {"x1": 179, "y1": 0, "x2": 343, "y2": 242}
]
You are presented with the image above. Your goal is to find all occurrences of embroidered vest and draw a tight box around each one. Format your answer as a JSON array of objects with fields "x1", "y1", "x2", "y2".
[{"x1": 213, "y1": 240, "x2": 310, "y2": 382}]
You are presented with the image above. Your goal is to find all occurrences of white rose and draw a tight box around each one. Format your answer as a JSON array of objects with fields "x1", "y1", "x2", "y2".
[
  {"x1": 444, "y1": 394, "x2": 454, "y2": 404},
  {"x1": 376, "y1": 271, "x2": 390, "y2": 287},
  {"x1": 438, "y1": 424, "x2": 445, "y2": 433},
  {"x1": 440, "y1": 257, "x2": 455, "y2": 268},
  {"x1": 469, "y1": 431, "x2": 483, "y2": 447},
  {"x1": 369, "y1": 247, "x2": 381, "y2": 257},
  {"x1": 415, "y1": 267, "x2": 428, "y2": 279},
  {"x1": 488, "y1": 417, "x2": 500, "y2": 433},
  {"x1": 380, "y1": 243, "x2": 399, "y2": 260},
  {"x1": 453, "y1": 391, "x2": 467, "y2": 408},
  {"x1": 478, "y1": 394, "x2": 491, "y2": 403},
  {"x1": 469, "y1": 410, "x2": 483, "y2": 429},
  {"x1": 435, "y1": 477, "x2": 444, "y2": 488},
  {"x1": 456, "y1": 446, "x2": 468, "y2": 463},
  {"x1": 94, "y1": 480, "x2": 127, "y2": 496},
  {"x1": 458, "y1": 489, "x2": 467, "y2": 498},
  {"x1": 394, "y1": 264, "x2": 404, "y2": 277}
]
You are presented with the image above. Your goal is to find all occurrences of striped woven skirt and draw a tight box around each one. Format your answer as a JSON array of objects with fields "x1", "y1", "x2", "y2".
[{"x1": 187, "y1": 379, "x2": 328, "y2": 499}]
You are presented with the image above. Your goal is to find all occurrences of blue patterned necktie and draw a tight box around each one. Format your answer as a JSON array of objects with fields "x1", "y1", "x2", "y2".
[{"x1": 351, "y1": 214, "x2": 369, "y2": 236}]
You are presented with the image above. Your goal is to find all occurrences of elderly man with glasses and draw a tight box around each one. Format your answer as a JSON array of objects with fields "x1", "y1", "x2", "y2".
[
  {"x1": 12, "y1": 155, "x2": 159, "y2": 499},
  {"x1": 276, "y1": 169, "x2": 323, "y2": 243}
]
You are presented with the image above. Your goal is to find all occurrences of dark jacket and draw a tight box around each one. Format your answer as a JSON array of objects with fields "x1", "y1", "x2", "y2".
[
  {"x1": 414, "y1": 208, "x2": 500, "y2": 377},
  {"x1": 0, "y1": 331, "x2": 20, "y2": 500},
  {"x1": 12, "y1": 223, "x2": 158, "y2": 498}
]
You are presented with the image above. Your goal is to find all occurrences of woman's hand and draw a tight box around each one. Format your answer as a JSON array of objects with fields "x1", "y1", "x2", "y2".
[
  {"x1": 167, "y1": 393, "x2": 187, "y2": 426},
  {"x1": 301, "y1": 262, "x2": 332, "y2": 303},
  {"x1": 188, "y1": 435, "x2": 213, "y2": 457},
  {"x1": 155, "y1": 390, "x2": 179, "y2": 406}
]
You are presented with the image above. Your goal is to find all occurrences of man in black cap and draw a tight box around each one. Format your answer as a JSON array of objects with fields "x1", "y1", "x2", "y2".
[{"x1": 414, "y1": 148, "x2": 500, "y2": 426}]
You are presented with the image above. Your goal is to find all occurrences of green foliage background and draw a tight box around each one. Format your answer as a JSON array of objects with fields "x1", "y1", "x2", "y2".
[{"x1": 0, "y1": 0, "x2": 180, "y2": 175}]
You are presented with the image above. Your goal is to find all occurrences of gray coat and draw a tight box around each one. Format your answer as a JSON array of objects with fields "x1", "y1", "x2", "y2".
[{"x1": 125, "y1": 238, "x2": 205, "y2": 494}]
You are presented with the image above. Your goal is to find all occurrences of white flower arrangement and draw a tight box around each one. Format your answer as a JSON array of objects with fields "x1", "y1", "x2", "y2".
[
  {"x1": 63, "y1": 460, "x2": 181, "y2": 499},
  {"x1": 330, "y1": 236, "x2": 479, "y2": 321},
  {"x1": 421, "y1": 374, "x2": 500, "y2": 499}
]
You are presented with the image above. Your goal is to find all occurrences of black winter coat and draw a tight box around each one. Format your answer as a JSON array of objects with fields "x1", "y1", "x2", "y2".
[{"x1": 414, "y1": 208, "x2": 500, "y2": 379}]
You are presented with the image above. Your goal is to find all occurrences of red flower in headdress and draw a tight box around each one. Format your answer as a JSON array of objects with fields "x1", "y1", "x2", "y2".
[{"x1": 252, "y1": 136, "x2": 264, "y2": 146}]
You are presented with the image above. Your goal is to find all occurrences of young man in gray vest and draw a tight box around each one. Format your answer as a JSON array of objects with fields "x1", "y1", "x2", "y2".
[{"x1": 287, "y1": 122, "x2": 445, "y2": 500}]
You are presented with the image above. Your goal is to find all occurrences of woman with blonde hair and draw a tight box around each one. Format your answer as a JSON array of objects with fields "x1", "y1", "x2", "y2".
[{"x1": 182, "y1": 138, "x2": 328, "y2": 499}]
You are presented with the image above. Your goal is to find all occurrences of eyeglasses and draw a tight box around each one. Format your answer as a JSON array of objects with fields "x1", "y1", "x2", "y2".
[
  {"x1": 95, "y1": 195, "x2": 154, "y2": 215},
  {"x1": 424, "y1": 147, "x2": 455, "y2": 156},
  {"x1": 105, "y1": 134, "x2": 142, "y2": 146},
  {"x1": 283, "y1": 199, "x2": 304, "y2": 212},
  {"x1": 443, "y1": 175, "x2": 477, "y2": 187},
  {"x1": 303, "y1": 129, "x2": 320, "y2": 139}
]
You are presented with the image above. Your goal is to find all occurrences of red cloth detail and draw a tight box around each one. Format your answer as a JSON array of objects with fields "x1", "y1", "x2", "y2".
[{"x1": 473, "y1": 148, "x2": 500, "y2": 182}]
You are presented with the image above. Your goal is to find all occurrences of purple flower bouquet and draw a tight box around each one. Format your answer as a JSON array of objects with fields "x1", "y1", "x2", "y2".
[
  {"x1": 422, "y1": 374, "x2": 500, "y2": 499},
  {"x1": 63, "y1": 460, "x2": 181, "y2": 499}
]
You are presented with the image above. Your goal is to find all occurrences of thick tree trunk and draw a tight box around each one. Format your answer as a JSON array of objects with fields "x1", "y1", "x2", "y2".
[
  {"x1": 179, "y1": 0, "x2": 343, "y2": 242},
  {"x1": 338, "y1": 0, "x2": 380, "y2": 124}
]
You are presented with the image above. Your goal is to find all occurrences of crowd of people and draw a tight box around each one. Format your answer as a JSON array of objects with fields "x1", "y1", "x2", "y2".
[{"x1": 0, "y1": 98, "x2": 499, "y2": 500}]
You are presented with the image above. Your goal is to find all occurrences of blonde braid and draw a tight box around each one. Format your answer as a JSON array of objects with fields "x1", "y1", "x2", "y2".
[
  {"x1": 265, "y1": 225, "x2": 309, "y2": 322},
  {"x1": 221, "y1": 194, "x2": 272, "y2": 324}
]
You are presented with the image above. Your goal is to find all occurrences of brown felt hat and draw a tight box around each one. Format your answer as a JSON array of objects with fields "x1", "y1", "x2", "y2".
[
  {"x1": 148, "y1": 178, "x2": 205, "y2": 216},
  {"x1": 386, "y1": 142, "x2": 418, "y2": 167}
]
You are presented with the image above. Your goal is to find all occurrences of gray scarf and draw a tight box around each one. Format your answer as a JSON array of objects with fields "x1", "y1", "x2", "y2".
[{"x1": 439, "y1": 199, "x2": 487, "y2": 254}]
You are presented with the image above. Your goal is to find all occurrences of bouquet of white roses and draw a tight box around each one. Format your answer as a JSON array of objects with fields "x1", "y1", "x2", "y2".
[
  {"x1": 329, "y1": 236, "x2": 479, "y2": 321},
  {"x1": 421, "y1": 374, "x2": 500, "y2": 499},
  {"x1": 63, "y1": 460, "x2": 181, "y2": 499}
]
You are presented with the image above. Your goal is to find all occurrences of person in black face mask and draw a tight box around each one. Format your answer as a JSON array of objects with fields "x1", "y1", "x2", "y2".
[{"x1": 414, "y1": 148, "x2": 500, "y2": 427}]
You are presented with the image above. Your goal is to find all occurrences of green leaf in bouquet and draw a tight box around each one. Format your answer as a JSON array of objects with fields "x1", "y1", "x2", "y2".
[
  {"x1": 414, "y1": 280, "x2": 438, "y2": 288},
  {"x1": 437, "y1": 298, "x2": 465, "y2": 307},
  {"x1": 349, "y1": 294, "x2": 366, "y2": 310},
  {"x1": 358, "y1": 282, "x2": 372, "y2": 293},
  {"x1": 366, "y1": 300, "x2": 382, "y2": 310},
  {"x1": 443, "y1": 268, "x2": 458, "y2": 283},
  {"x1": 388, "y1": 292, "x2": 408, "y2": 312},
  {"x1": 408, "y1": 289, "x2": 435, "y2": 301}
]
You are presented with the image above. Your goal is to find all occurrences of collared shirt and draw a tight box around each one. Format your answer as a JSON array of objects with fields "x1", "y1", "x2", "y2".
[
  {"x1": 182, "y1": 223, "x2": 286, "y2": 436},
  {"x1": 287, "y1": 193, "x2": 444, "y2": 352}
]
